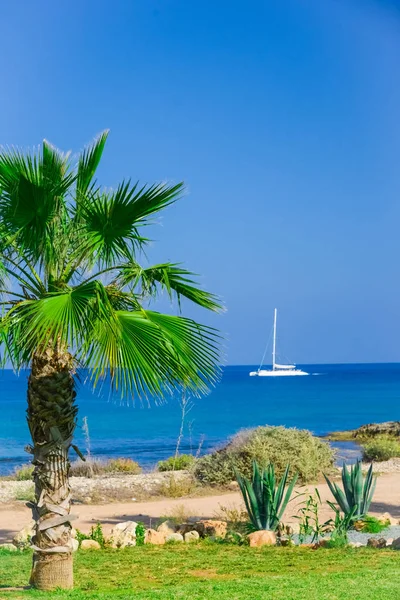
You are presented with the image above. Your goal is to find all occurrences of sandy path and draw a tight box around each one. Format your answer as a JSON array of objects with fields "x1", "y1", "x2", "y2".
[{"x1": 1, "y1": 473, "x2": 399, "y2": 543}]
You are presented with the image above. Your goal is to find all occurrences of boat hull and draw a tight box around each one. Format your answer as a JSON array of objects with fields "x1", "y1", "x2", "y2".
[{"x1": 249, "y1": 369, "x2": 309, "y2": 377}]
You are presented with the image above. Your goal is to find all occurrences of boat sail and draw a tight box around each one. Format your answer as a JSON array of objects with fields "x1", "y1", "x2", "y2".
[{"x1": 249, "y1": 309, "x2": 308, "y2": 377}]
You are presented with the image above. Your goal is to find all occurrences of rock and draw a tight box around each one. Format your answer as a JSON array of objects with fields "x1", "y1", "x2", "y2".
[
  {"x1": 391, "y1": 537, "x2": 400, "y2": 549},
  {"x1": 71, "y1": 538, "x2": 79, "y2": 552},
  {"x1": 248, "y1": 530, "x2": 277, "y2": 547},
  {"x1": 109, "y1": 521, "x2": 137, "y2": 548},
  {"x1": 157, "y1": 520, "x2": 177, "y2": 536},
  {"x1": 380, "y1": 513, "x2": 398, "y2": 526},
  {"x1": 81, "y1": 539, "x2": 101, "y2": 550},
  {"x1": 367, "y1": 537, "x2": 387, "y2": 549},
  {"x1": 13, "y1": 520, "x2": 35, "y2": 549},
  {"x1": 0, "y1": 543, "x2": 18, "y2": 551},
  {"x1": 187, "y1": 520, "x2": 228, "y2": 539},
  {"x1": 184, "y1": 530, "x2": 200, "y2": 543},
  {"x1": 145, "y1": 529, "x2": 165, "y2": 545},
  {"x1": 349, "y1": 542, "x2": 363, "y2": 548},
  {"x1": 353, "y1": 521, "x2": 365, "y2": 532},
  {"x1": 386, "y1": 538, "x2": 394, "y2": 547},
  {"x1": 166, "y1": 533, "x2": 184, "y2": 543}
]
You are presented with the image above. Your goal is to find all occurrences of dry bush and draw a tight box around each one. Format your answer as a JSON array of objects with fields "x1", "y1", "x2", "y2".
[
  {"x1": 69, "y1": 457, "x2": 142, "y2": 478},
  {"x1": 158, "y1": 474, "x2": 197, "y2": 498},
  {"x1": 107, "y1": 458, "x2": 142, "y2": 474},
  {"x1": 159, "y1": 503, "x2": 194, "y2": 525}
]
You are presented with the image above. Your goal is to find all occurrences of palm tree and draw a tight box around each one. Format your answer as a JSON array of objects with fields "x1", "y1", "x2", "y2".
[{"x1": 0, "y1": 131, "x2": 221, "y2": 590}]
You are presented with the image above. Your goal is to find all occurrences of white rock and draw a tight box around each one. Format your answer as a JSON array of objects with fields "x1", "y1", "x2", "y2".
[
  {"x1": 349, "y1": 542, "x2": 363, "y2": 548},
  {"x1": 380, "y1": 513, "x2": 398, "y2": 526},
  {"x1": 166, "y1": 533, "x2": 184, "y2": 543},
  {"x1": 13, "y1": 520, "x2": 35, "y2": 548},
  {"x1": 0, "y1": 543, "x2": 18, "y2": 551},
  {"x1": 71, "y1": 538, "x2": 79, "y2": 552},
  {"x1": 81, "y1": 539, "x2": 101, "y2": 550},
  {"x1": 184, "y1": 530, "x2": 200, "y2": 543},
  {"x1": 157, "y1": 520, "x2": 177, "y2": 536},
  {"x1": 110, "y1": 521, "x2": 138, "y2": 548},
  {"x1": 386, "y1": 538, "x2": 394, "y2": 547}
]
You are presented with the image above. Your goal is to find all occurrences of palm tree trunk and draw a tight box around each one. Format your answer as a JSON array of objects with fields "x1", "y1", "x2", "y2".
[{"x1": 27, "y1": 345, "x2": 77, "y2": 590}]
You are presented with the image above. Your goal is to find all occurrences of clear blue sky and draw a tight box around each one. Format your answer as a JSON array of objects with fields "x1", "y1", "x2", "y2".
[{"x1": 2, "y1": 0, "x2": 400, "y2": 364}]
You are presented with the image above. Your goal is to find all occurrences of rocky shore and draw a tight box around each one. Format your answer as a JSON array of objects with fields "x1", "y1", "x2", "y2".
[{"x1": 0, "y1": 470, "x2": 192, "y2": 504}]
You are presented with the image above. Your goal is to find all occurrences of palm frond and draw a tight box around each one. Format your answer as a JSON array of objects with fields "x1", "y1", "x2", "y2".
[
  {"x1": 76, "y1": 130, "x2": 109, "y2": 198},
  {"x1": 118, "y1": 262, "x2": 223, "y2": 312}
]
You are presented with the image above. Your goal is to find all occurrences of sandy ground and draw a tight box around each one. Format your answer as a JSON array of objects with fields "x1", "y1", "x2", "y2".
[{"x1": 1, "y1": 473, "x2": 399, "y2": 543}]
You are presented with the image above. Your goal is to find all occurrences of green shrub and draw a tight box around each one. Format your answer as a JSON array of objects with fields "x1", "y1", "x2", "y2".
[
  {"x1": 362, "y1": 437, "x2": 400, "y2": 462},
  {"x1": 355, "y1": 516, "x2": 389, "y2": 534},
  {"x1": 135, "y1": 522, "x2": 146, "y2": 546},
  {"x1": 76, "y1": 522, "x2": 105, "y2": 548},
  {"x1": 194, "y1": 426, "x2": 335, "y2": 486},
  {"x1": 158, "y1": 454, "x2": 195, "y2": 472},
  {"x1": 14, "y1": 465, "x2": 34, "y2": 481}
]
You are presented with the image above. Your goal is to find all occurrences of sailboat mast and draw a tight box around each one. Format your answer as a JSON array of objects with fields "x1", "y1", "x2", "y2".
[{"x1": 272, "y1": 308, "x2": 277, "y2": 370}]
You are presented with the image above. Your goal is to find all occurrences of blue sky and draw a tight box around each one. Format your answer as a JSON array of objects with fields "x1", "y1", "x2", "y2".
[{"x1": 1, "y1": 0, "x2": 400, "y2": 364}]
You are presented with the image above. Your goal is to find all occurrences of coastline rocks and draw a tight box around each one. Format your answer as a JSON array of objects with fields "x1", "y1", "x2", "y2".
[
  {"x1": 184, "y1": 531, "x2": 200, "y2": 543},
  {"x1": 145, "y1": 529, "x2": 165, "y2": 545},
  {"x1": 166, "y1": 533, "x2": 184, "y2": 543},
  {"x1": 81, "y1": 539, "x2": 101, "y2": 550},
  {"x1": 248, "y1": 530, "x2": 277, "y2": 547},
  {"x1": 109, "y1": 521, "x2": 137, "y2": 548},
  {"x1": 13, "y1": 520, "x2": 35, "y2": 549}
]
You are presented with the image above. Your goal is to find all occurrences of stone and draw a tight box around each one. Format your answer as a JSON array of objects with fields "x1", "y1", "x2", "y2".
[
  {"x1": 109, "y1": 521, "x2": 138, "y2": 548},
  {"x1": 391, "y1": 537, "x2": 400, "y2": 550},
  {"x1": 386, "y1": 538, "x2": 394, "y2": 547},
  {"x1": 12, "y1": 520, "x2": 35, "y2": 549},
  {"x1": 166, "y1": 533, "x2": 184, "y2": 543},
  {"x1": 157, "y1": 520, "x2": 177, "y2": 537},
  {"x1": 349, "y1": 542, "x2": 363, "y2": 548},
  {"x1": 187, "y1": 520, "x2": 228, "y2": 539},
  {"x1": 380, "y1": 513, "x2": 398, "y2": 526},
  {"x1": 145, "y1": 528, "x2": 165, "y2": 545},
  {"x1": 184, "y1": 530, "x2": 200, "y2": 543},
  {"x1": 81, "y1": 539, "x2": 101, "y2": 550},
  {"x1": 0, "y1": 543, "x2": 18, "y2": 551},
  {"x1": 248, "y1": 530, "x2": 277, "y2": 547},
  {"x1": 70, "y1": 538, "x2": 79, "y2": 552},
  {"x1": 367, "y1": 537, "x2": 387, "y2": 549}
]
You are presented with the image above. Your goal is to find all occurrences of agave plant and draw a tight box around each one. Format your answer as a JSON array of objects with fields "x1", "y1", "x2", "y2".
[
  {"x1": 324, "y1": 460, "x2": 376, "y2": 521},
  {"x1": 235, "y1": 461, "x2": 298, "y2": 531}
]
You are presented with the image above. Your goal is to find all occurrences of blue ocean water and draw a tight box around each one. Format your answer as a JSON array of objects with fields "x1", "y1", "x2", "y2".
[{"x1": 1, "y1": 364, "x2": 399, "y2": 475}]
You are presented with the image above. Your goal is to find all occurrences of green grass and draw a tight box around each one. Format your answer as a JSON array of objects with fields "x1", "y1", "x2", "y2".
[{"x1": 0, "y1": 544, "x2": 399, "y2": 599}]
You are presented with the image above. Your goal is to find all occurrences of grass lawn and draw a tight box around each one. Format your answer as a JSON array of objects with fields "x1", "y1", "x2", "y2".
[{"x1": 0, "y1": 544, "x2": 399, "y2": 599}]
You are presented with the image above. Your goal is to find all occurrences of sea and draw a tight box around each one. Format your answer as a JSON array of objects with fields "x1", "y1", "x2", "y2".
[{"x1": 1, "y1": 363, "x2": 399, "y2": 476}]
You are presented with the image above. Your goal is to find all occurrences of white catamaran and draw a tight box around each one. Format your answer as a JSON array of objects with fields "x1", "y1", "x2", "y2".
[{"x1": 249, "y1": 308, "x2": 308, "y2": 377}]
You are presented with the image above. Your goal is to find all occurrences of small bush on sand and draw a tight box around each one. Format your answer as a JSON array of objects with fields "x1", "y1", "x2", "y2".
[
  {"x1": 159, "y1": 474, "x2": 196, "y2": 498},
  {"x1": 194, "y1": 426, "x2": 335, "y2": 486},
  {"x1": 69, "y1": 458, "x2": 142, "y2": 478},
  {"x1": 106, "y1": 458, "x2": 141, "y2": 474},
  {"x1": 14, "y1": 465, "x2": 34, "y2": 481},
  {"x1": 158, "y1": 454, "x2": 195, "y2": 472},
  {"x1": 362, "y1": 437, "x2": 400, "y2": 462}
]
